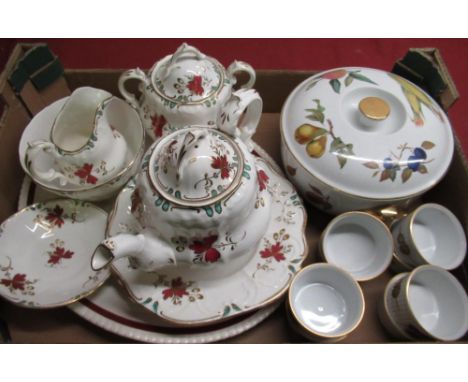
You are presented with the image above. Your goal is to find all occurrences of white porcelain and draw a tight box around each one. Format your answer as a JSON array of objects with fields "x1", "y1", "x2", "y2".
[
  {"x1": 98, "y1": 157, "x2": 306, "y2": 325},
  {"x1": 378, "y1": 272, "x2": 413, "y2": 340},
  {"x1": 392, "y1": 203, "x2": 466, "y2": 270},
  {"x1": 288, "y1": 263, "x2": 364, "y2": 342},
  {"x1": 118, "y1": 43, "x2": 261, "y2": 145},
  {"x1": 321, "y1": 211, "x2": 393, "y2": 281},
  {"x1": 281, "y1": 67, "x2": 454, "y2": 214},
  {"x1": 24, "y1": 87, "x2": 128, "y2": 186},
  {"x1": 386, "y1": 265, "x2": 468, "y2": 341},
  {"x1": 18, "y1": 142, "x2": 283, "y2": 343},
  {"x1": 0, "y1": 199, "x2": 110, "y2": 308},
  {"x1": 19, "y1": 96, "x2": 145, "y2": 201},
  {"x1": 92, "y1": 126, "x2": 272, "y2": 278}
]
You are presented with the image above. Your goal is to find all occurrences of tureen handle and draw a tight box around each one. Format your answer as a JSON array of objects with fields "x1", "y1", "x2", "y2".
[
  {"x1": 218, "y1": 89, "x2": 263, "y2": 151},
  {"x1": 118, "y1": 68, "x2": 149, "y2": 109},
  {"x1": 160, "y1": 43, "x2": 206, "y2": 80},
  {"x1": 227, "y1": 61, "x2": 256, "y2": 89}
]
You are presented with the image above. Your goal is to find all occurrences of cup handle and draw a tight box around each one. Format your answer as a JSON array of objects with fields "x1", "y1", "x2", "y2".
[
  {"x1": 218, "y1": 89, "x2": 263, "y2": 150},
  {"x1": 118, "y1": 68, "x2": 149, "y2": 109},
  {"x1": 227, "y1": 61, "x2": 256, "y2": 89},
  {"x1": 25, "y1": 141, "x2": 70, "y2": 186}
]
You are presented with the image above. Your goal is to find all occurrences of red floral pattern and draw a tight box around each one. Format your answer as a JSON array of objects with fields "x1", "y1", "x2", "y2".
[
  {"x1": 211, "y1": 155, "x2": 230, "y2": 179},
  {"x1": 151, "y1": 113, "x2": 167, "y2": 138},
  {"x1": 189, "y1": 235, "x2": 221, "y2": 263},
  {"x1": 74, "y1": 163, "x2": 98, "y2": 185},
  {"x1": 45, "y1": 205, "x2": 65, "y2": 228},
  {"x1": 48, "y1": 246, "x2": 74, "y2": 265},
  {"x1": 162, "y1": 277, "x2": 189, "y2": 300},
  {"x1": 186, "y1": 75, "x2": 204, "y2": 96},
  {"x1": 260, "y1": 242, "x2": 285, "y2": 262},
  {"x1": 257, "y1": 169, "x2": 269, "y2": 191},
  {"x1": 0, "y1": 273, "x2": 26, "y2": 290}
]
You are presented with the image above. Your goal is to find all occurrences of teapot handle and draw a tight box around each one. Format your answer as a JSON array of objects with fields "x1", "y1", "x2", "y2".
[
  {"x1": 118, "y1": 68, "x2": 149, "y2": 109},
  {"x1": 218, "y1": 89, "x2": 263, "y2": 151},
  {"x1": 227, "y1": 61, "x2": 256, "y2": 90},
  {"x1": 160, "y1": 43, "x2": 206, "y2": 80},
  {"x1": 25, "y1": 141, "x2": 70, "y2": 186}
]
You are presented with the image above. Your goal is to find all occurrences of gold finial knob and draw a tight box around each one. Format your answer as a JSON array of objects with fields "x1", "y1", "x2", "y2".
[{"x1": 359, "y1": 97, "x2": 390, "y2": 121}]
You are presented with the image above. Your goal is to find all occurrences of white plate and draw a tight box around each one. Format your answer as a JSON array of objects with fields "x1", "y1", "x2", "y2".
[{"x1": 0, "y1": 199, "x2": 110, "y2": 308}]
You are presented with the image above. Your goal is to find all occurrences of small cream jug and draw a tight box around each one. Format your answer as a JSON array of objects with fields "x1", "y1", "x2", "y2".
[
  {"x1": 25, "y1": 87, "x2": 128, "y2": 186},
  {"x1": 118, "y1": 43, "x2": 261, "y2": 141}
]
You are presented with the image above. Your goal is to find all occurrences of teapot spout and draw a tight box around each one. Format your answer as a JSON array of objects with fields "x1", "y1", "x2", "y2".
[{"x1": 91, "y1": 232, "x2": 176, "y2": 272}]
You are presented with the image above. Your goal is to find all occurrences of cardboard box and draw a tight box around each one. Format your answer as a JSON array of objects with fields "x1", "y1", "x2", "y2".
[{"x1": 0, "y1": 65, "x2": 467, "y2": 343}]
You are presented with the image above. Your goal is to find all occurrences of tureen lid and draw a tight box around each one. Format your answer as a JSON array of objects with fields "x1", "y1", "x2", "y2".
[
  {"x1": 151, "y1": 43, "x2": 225, "y2": 105},
  {"x1": 281, "y1": 67, "x2": 454, "y2": 200},
  {"x1": 149, "y1": 127, "x2": 244, "y2": 207}
]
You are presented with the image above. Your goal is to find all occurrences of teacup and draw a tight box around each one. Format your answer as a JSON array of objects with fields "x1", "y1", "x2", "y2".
[
  {"x1": 287, "y1": 263, "x2": 365, "y2": 342},
  {"x1": 391, "y1": 203, "x2": 466, "y2": 270},
  {"x1": 385, "y1": 265, "x2": 468, "y2": 341},
  {"x1": 320, "y1": 211, "x2": 393, "y2": 281},
  {"x1": 25, "y1": 87, "x2": 128, "y2": 187}
]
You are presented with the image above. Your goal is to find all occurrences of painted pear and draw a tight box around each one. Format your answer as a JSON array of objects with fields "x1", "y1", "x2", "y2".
[
  {"x1": 294, "y1": 124, "x2": 324, "y2": 144},
  {"x1": 306, "y1": 135, "x2": 327, "y2": 158}
]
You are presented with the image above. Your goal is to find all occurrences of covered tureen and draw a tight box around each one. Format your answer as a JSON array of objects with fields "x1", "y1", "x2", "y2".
[{"x1": 280, "y1": 67, "x2": 454, "y2": 214}]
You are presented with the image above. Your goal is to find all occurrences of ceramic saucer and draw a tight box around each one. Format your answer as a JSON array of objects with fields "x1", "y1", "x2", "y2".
[
  {"x1": 0, "y1": 199, "x2": 110, "y2": 308},
  {"x1": 18, "y1": 96, "x2": 145, "y2": 201},
  {"x1": 109, "y1": 157, "x2": 308, "y2": 325}
]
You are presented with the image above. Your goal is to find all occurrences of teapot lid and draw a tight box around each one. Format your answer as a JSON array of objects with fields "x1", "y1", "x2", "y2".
[
  {"x1": 149, "y1": 127, "x2": 245, "y2": 207},
  {"x1": 281, "y1": 67, "x2": 454, "y2": 200},
  {"x1": 151, "y1": 44, "x2": 225, "y2": 106}
]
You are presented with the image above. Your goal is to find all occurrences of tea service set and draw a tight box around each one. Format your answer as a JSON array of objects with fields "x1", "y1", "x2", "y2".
[{"x1": 1, "y1": 43, "x2": 467, "y2": 342}]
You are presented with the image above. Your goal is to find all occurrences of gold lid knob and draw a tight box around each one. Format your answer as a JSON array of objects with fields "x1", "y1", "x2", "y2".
[{"x1": 359, "y1": 97, "x2": 390, "y2": 121}]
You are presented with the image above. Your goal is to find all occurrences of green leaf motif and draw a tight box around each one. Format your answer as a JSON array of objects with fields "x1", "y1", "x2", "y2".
[
  {"x1": 305, "y1": 80, "x2": 318, "y2": 91},
  {"x1": 349, "y1": 71, "x2": 377, "y2": 85},
  {"x1": 288, "y1": 265, "x2": 296, "y2": 273},
  {"x1": 152, "y1": 301, "x2": 159, "y2": 313},
  {"x1": 337, "y1": 155, "x2": 347, "y2": 169},
  {"x1": 418, "y1": 165, "x2": 428, "y2": 174},
  {"x1": 344, "y1": 75, "x2": 354, "y2": 87},
  {"x1": 162, "y1": 201, "x2": 170, "y2": 211},
  {"x1": 242, "y1": 171, "x2": 250, "y2": 179},
  {"x1": 402, "y1": 168, "x2": 413, "y2": 183},
  {"x1": 330, "y1": 79, "x2": 341, "y2": 94},
  {"x1": 214, "y1": 202, "x2": 222, "y2": 214},
  {"x1": 142, "y1": 297, "x2": 152, "y2": 305},
  {"x1": 203, "y1": 206, "x2": 214, "y2": 217},
  {"x1": 223, "y1": 305, "x2": 231, "y2": 317},
  {"x1": 363, "y1": 161, "x2": 380, "y2": 169},
  {"x1": 155, "y1": 197, "x2": 164, "y2": 207},
  {"x1": 305, "y1": 99, "x2": 326, "y2": 123},
  {"x1": 231, "y1": 303, "x2": 241, "y2": 312}
]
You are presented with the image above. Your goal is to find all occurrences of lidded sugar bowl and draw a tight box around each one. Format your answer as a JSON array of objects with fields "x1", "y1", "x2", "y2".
[
  {"x1": 280, "y1": 67, "x2": 454, "y2": 214},
  {"x1": 92, "y1": 125, "x2": 272, "y2": 278},
  {"x1": 118, "y1": 43, "x2": 261, "y2": 141}
]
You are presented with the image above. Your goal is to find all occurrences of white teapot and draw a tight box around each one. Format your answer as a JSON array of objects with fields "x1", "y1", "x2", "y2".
[
  {"x1": 91, "y1": 125, "x2": 272, "y2": 278},
  {"x1": 118, "y1": 43, "x2": 261, "y2": 142}
]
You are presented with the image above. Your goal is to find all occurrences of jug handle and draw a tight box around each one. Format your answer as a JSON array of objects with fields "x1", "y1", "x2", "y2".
[
  {"x1": 25, "y1": 141, "x2": 70, "y2": 186},
  {"x1": 160, "y1": 43, "x2": 206, "y2": 80},
  {"x1": 218, "y1": 89, "x2": 263, "y2": 151},
  {"x1": 226, "y1": 61, "x2": 256, "y2": 90},
  {"x1": 118, "y1": 68, "x2": 149, "y2": 109}
]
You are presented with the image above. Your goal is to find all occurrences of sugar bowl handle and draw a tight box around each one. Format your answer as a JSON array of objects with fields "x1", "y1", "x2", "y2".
[
  {"x1": 118, "y1": 68, "x2": 149, "y2": 109},
  {"x1": 159, "y1": 43, "x2": 206, "y2": 80},
  {"x1": 25, "y1": 141, "x2": 70, "y2": 186},
  {"x1": 218, "y1": 89, "x2": 263, "y2": 150},
  {"x1": 227, "y1": 61, "x2": 256, "y2": 89}
]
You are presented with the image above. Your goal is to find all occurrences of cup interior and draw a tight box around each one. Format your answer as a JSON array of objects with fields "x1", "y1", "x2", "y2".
[
  {"x1": 408, "y1": 266, "x2": 468, "y2": 341},
  {"x1": 411, "y1": 204, "x2": 467, "y2": 270},
  {"x1": 322, "y1": 213, "x2": 393, "y2": 280},
  {"x1": 290, "y1": 264, "x2": 364, "y2": 337}
]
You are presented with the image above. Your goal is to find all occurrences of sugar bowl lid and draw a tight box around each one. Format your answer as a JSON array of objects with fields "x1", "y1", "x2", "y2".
[
  {"x1": 281, "y1": 67, "x2": 454, "y2": 200},
  {"x1": 151, "y1": 43, "x2": 225, "y2": 105},
  {"x1": 149, "y1": 127, "x2": 244, "y2": 207}
]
